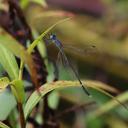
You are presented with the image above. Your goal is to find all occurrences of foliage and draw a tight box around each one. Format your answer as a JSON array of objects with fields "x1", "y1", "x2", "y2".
[{"x1": 0, "y1": 0, "x2": 128, "y2": 128}]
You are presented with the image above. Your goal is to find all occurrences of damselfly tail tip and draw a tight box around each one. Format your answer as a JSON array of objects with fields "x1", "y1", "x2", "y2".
[{"x1": 81, "y1": 85, "x2": 92, "y2": 97}]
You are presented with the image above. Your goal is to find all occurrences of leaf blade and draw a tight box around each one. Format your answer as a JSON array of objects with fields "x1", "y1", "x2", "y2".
[
  {"x1": 92, "y1": 91, "x2": 128, "y2": 117},
  {"x1": 0, "y1": 44, "x2": 19, "y2": 80},
  {"x1": 24, "y1": 80, "x2": 120, "y2": 120},
  {"x1": 0, "y1": 91, "x2": 16, "y2": 121},
  {"x1": 0, "y1": 77, "x2": 10, "y2": 92},
  {"x1": 27, "y1": 17, "x2": 71, "y2": 53},
  {"x1": 10, "y1": 80, "x2": 25, "y2": 103},
  {"x1": 0, "y1": 28, "x2": 38, "y2": 88},
  {"x1": 0, "y1": 121, "x2": 10, "y2": 128}
]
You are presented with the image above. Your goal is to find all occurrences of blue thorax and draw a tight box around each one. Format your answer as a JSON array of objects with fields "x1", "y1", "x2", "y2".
[{"x1": 50, "y1": 34, "x2": 63, "y2": 48}]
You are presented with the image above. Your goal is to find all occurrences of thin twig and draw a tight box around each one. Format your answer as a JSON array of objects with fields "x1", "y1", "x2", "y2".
[
  {"x1": 55, "y1": 102, "x2": 96, "y2": 119},
  {"x1": 17, "y1": 102, "x2": 26, "y2": 128}
]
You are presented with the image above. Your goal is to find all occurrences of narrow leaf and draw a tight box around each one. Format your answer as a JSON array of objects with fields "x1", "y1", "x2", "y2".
[
  {"x1": 0, "y1": 29, "x2": 38, "y2": 88},
  {"x1": 0, "y1": 121, "x2": 10, "y2": 128},
  {"x1": 0, "y1": 77, "x2": 10, "y2": 92},
  {"x1": 24, "y1": 80, "x2": 119, "y2": 120},
  {"x1": 10, "y1": 80, "x2": 25, "y2": 103},
  {"x1": 27, "y1": 17, "x2": 71, "y2": 53},
  {"x1": 92, "y1": 91, "x2": 128, "y2": 117},
  {"x1": 0, "y1": 44, "x2": 19, "y2": 80},
  {"x1": 0, "y1": 91, "x2": 16, "y2": 121}
]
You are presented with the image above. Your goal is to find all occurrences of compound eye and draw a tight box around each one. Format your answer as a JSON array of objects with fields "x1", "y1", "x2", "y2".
[
  {"x1": 50, "y1": 35, "x2": 53, "y2": 39},
  {"x1": 50, "y1": 34, "x2": 56, "y2": 40}
]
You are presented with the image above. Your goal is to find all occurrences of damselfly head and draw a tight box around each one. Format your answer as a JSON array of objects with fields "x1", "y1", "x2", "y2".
[{"x1": 50, "y1": 34, "x2": 57, "y2": 40}]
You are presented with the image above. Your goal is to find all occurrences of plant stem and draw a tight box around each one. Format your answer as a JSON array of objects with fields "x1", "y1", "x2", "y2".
[
  {"x1": 19, "y1": 61, "x2": 24, "y2": 80},
  {"x1": 17, "y1": 102, "x2": 26, "y2": 128}
]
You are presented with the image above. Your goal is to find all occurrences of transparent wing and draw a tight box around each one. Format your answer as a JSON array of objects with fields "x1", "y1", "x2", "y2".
[
  {"x1": 56, "y1": 46, "x2": 69, "y2": 68},
  {"x1": 56, "y1": 49, "x2": 91, "y2": 96},
  {"x1": 48, "y1": 35, "x2": 91, "y2": 96},
  {"x1": 62, "y1": 52, "x2": 91, "y2": 96},
  {"x1": 63, "y1": 45, "x2": 96, "y2": 55},
  {"x1": 57, "y1": 50, "x2": 63, "y2": 66}
]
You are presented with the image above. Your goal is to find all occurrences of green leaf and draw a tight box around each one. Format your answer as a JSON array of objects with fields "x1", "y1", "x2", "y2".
[
  {"x1": 0, "y1": 28, "x2": 38, "y2": 88},
  {"x1": 27, "y1": 17, "x2": 71, "y2": 54},
  {"x1": 0, "y1": 121, "x2": 10, "y2": 128},
  {"x1": 0, "y1": 77, "x2": 10, "y2": 92},
  {"x1": 92, "y1": 91, "x2": 128, "y2": 117},
  {"x1": 10, "y1": 80, "x2": 25, "y2": 103},
  {"x1": 0, "y1": 90, "x2": 16, "y2": 121},
  {"x1": 48, "y1": 91, "x2": 59, "y2": 109},
  {"x1": 20, "y1": 0, "x2": 29, "y2": 8},
  {"x1": 20, "y1": 0, "x2": 47, "y2": 8},
  {"x1": 31, "y1": 0, "x2": 47, "y2": 6},
  {"x1": 0, "y1": 44, "x2": 19, "y2": 80},
  {"x1": 24, "y1": 80, "x2": 119, "y2": 120}
]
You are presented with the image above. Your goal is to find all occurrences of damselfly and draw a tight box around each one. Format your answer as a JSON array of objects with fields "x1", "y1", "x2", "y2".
[{"x1": 45, "y1": 34, "x2": 91, "y2": 96}]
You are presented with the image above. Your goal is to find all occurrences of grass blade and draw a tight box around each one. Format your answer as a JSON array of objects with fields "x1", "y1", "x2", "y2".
[
  {"x1": 0, "y1": 29, "x2": 38, "y2": 88},
  {"x1": 0, "y1": 44, "x2": 19, "y2": 80},
  {"x1": 24, "y1": 80, "x2": 120, "y2": 120},
  {"x1": 27, "y1": 17, "x2": 71, "y2": 53},
  {"x1": 0, "y1": 121, "x2": 10, "y2": 128},
  {"x1": 92, "y1": 90, "x2": 128, "y2": 117}
]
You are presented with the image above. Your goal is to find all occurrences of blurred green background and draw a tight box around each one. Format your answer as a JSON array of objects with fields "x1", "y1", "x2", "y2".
[
  {"x1": 0, "y1": 0, "x2": 128, "y2": 128},
  {"x1": 24, "y1": 0, "x2": 128, "y2": 127}
]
